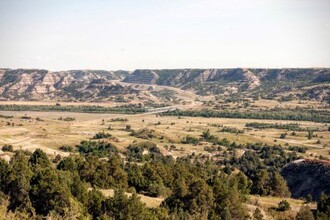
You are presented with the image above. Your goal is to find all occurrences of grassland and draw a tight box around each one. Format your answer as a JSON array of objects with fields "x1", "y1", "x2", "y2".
[{"x1": 0, "y1": 109, "x2": 329, "y2": 160}]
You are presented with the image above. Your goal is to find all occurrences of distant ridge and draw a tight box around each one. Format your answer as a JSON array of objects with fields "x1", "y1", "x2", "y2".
[{"x1": 0, "y1": 68, "x2": 329, "y2": 102}]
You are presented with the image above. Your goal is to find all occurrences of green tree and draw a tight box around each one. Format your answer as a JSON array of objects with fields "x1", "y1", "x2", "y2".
[
  {"x1": 70, "y1": 174, "x2": 89, "y2": 206},
  {"x1": 127, "y1": 163, "x2": 146, "y2": 192},
  {"x1": 186, "y1": 179, "x2": 214, "y2": 214},
  {"x1": 57, "y1": 155, "x2": 80, "y2": 172},
  {"x1": 308, "y1": 130, "x2": 313, "y2": 140},
  {"x1": 103, "y1": 189, "x2": 152, "y2": 220},
  {"x1": 212, "y1": 176, "x2": 248, "y2": 219},
  {"x1": 86, "y1": 189, "x2": 104, "y2": 219},
  {"x1": 0, "y1": 159, "x2": 11, "y2": 193},
  {"x1": 278, "y1": 200, "x2": 290, "y2": 211},
  {"x1": 8, "y1": 151, "x2": 35, "y2": 216},
  {"x1": 234, "y1": 172, "x2": 251, "y2": 200},
  {"x1": 317, "y1": 193, "x2": 330, "y2": 218},
  {"x1": 252, "y1": 169, "x2": 271, "y2": 196},
  {"x1": 269, "y1": 172, "x2": 290, "y2": 197},
  {"x1": 29, "y1": 149, "x2": 51, "y2": 170},
  {"x1": 29, "y1": 167, "x2": 72, "y2": 216}
]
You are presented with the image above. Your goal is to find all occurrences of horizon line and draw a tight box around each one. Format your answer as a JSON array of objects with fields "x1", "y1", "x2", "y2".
[{"x1": 1, "y1": 66, "x2": 330, "y2": 72}]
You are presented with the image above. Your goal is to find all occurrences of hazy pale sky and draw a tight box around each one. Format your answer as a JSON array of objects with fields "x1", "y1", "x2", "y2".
[{"x1": 0, "y1": 0, "x2": 329, "y2": 70}]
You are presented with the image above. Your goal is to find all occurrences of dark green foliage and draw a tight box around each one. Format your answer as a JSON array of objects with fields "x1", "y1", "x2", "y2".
[
  {"x1": 77, "y1": 140, "x2": 118, "y2": 157},
  {"x1": 29, "y1": 167, "x2": 72, "y2": 216},
  {"x1": 0, "y1": 159, "x2": 11, "y2": 193},
  {"x1": 103, "y1": 189, "x2": 154, "y2": 220},
  {"x1": 78, "y1": 155, "x2": 128, "y2": 189},
  {"x1": 0, "y1": 137, "x2": 309, "y2": 219},
  {"x1": 58, "y1": 116, "x2": 75, "y2": 121},
  {"x1": 86, "y1": 189, "x2": 104, "y2": 219},
  {"x1": 277, "y1": 200, "x2": 290, "y2": 211},
  {"x1": 163, "y1": 178, "x2": 214, "y2": 215},
  {"x1": 164, "y1": 109, "x2": 330, "y2": 123},
  {"x1": 125, "y1": 141, "x2": 163, "y2": 162},
  {"x1": 29, "y1": 148, "x2": 51, "y2": 170},
  {"x1": 8, "y1": 151, "x2": 35, "y2": 215},
  {"x1": 125, "y1": 124, "x2": 132, "y2": 130},
  {"x1": 288, "y1": 146, "x2": 308, "y2": 153},
  {"x1": 317, "y1": 193, "x2": 330, "y2": 218},
  {"x1": 211, "y1": 175, "x2": 249, "y2": 218},
  {"x1": 111, "y1": 117, "x2": 128, "y2": 122},
  {"x1": 57, "y1": 155, "x2": 80, "y2": 172},
  {"x1": 2, "y1": 144, "x2": 13, "y2": 152},
  {"x1": 308, "y1": 130, "x2": 313, "y2": 140},
  {"x1": 227, "y1": 146, "x2": 293, "y2": 197},
  {"x1": 130, "y1": 128, "x2": 157, "y2": 139},
  {"x1": 92, "y1": 131, "x2": 112, "y2": 139},
  {"x1": 247, "y1": 122, "x2": 302, "y2": 130},
  {"x1": 0, "y1": 149, "x2": 159, "y2": 218},
  {"x1": 280, "y1": 133, "x2": 286, "y2": 139},
  {"x1": 270, "y1": 172, "x2": 291, "y2": 197},
  {"x1": 181, "y1": 135, "x2": 200, "y2": 145},
  {"x1": 59, "y1": 145, "x2": 74, "y2": 152},
  {"x1": 0, "y1": 104, "x2": 146, "y2": 114},
  {"x1": 126, "y1": 160, "x2": 174, "y2": 197}
]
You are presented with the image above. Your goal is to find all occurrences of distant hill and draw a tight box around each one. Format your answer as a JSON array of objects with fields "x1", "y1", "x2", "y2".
[
  {"x1": 0, "y1": 69, "x2": 132, "y2": 101},
  {"x1": 123, "y1": 68, "x2": 330, "y2": 100},
  {"x1": 0, "y1": 68, "x2": 329, "y2": 102},
  {"x1": 281, "y1": 159, "x2": 330, "y2": 200}
]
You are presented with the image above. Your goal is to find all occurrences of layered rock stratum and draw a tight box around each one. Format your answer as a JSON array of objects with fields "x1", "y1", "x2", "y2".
[{"x1": 0, "y1": 68, "x2": 329, "y2": 101}]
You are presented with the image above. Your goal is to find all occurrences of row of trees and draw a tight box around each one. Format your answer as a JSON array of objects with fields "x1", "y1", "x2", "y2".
[
  {"x1": 162, "y1": 109, "x2": 330, "y2": 123},
  {"x1": 0, "y1": 104, "x2": 146, "y2": 114}
]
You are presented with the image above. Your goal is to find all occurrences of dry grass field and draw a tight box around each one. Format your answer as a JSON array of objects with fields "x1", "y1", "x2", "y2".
[{"x1": 0, "y1": 109, "x2": 329, "y2": 160}]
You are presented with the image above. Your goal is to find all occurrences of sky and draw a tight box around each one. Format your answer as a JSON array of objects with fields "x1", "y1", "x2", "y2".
[{"x1": 0, "y1": 0, "x2": 329, "y2": 71}]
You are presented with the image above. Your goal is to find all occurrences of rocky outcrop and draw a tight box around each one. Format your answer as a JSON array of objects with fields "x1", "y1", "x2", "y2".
[
  {"x1": 124, "y1": 68, "x2": 330, "y2": 97},
  {"x1": 0, "y1": 68, "x2": 329, "y2": 101},
  {"x1": 122, "y1": 68, "x2": 329, "y2": 94},
  {"x1": 0, "y1": 69, "x2": 132, "y2": 101},
  {"x1": 281, "y1": 159, "x2": 330, "y2": 200}
]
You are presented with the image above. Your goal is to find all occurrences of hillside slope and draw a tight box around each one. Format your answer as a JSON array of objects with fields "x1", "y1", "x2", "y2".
[
  {"x1": 123, "y1": 68, "x2": 330, "y2": 101},
  {"x1": 0, "y1": 68, "x2": 329, "y2": 102},
  {"x1": 281, "y1": 159, "x2": 330, "y2": 200},
  {"x1": 0, "y1": 69, "x2": 132, "y2": 101}
]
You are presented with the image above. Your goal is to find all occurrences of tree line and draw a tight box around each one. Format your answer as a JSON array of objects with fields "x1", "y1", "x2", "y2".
[
  {"x1": 0, "y1": 104, "x2": 146, "y2": 114},
  {"x1": 1, "y1": 139, "x2": 329, "y2": 219},
  {"x1": 162, "y1": 109, "x2": 330, "y2": 123}
]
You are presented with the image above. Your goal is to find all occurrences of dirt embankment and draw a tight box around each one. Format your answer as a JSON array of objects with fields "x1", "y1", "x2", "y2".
[{"x1": 281, "y1": 159, "x2": 330, "y2": 200}]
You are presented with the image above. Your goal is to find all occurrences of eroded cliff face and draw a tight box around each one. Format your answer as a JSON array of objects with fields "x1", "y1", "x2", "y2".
[
  {"x1": 123, "y1": 68, "x2": 328, "y2": 87},
  {"x1": 281, "y1": 159, "x2": 330, "y2": 200},
  {"x1": 0, "y1": 69, "x2": 132, "y2": 101},
  {"x1": 122, "y1": 68, "x2": 330, "y2": 97},
  {"x1": 0, "y1": 68, "x2": 329, "y2": 101}
]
